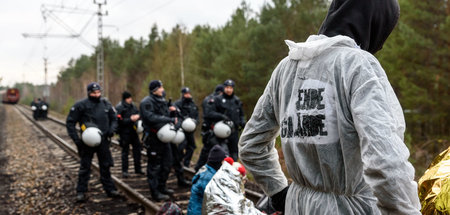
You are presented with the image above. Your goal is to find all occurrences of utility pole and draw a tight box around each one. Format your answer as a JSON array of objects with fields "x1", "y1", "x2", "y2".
[
  {"x1": 94, "y1": 0, "x2": 107, "y2": 96},
  {"x1": 178, "y1": 30, "x2": 185, "y2": 87},
  {"x1": 43, "y1": 57, "x2": 49, "y2": 97}
]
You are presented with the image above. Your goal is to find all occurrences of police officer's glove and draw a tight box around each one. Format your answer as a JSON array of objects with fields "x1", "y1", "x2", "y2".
[
  {"x1": 239, "y1": 121, "x2": 246, "y2": 129},
  {"x1": 201, "y1": 122, "x2": 208, "y2": 131},
  {"x1": 143, "y1": 142, "x2": 150, "y2": 150},
  {"x1": 74, "y1": 139, "x2": 83, "y2": 156},
  {"x1": 221, "y1": 114, "x2": 230, "y2": 121},
  {"x1": 174, "y1": 122, "x2": 181, "y2": 130},
  {"x1": 270, "y1": 185, "x2": 290, "y2": 213},
  {"x1": 105, "y1": 129, "x2": 114, "y2": 138},
  {"x1": 74, "y1": 139, "x2": 82, "y2": 147}
]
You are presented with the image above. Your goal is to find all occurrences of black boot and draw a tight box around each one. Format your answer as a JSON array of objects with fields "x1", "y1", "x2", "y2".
[
  {"x1": 122, "y1": 172, "x2": 129, "y2": 178},
  {"x1": 158, "y1": 187, "x2": 174, "y2": 195},
  {"x1": 151, "y1": 191, "x2": 169, "y2": 201},
  {"x1": 106, "y1": 190, "x2": 121, "y2": 198},
  {"x1": 177, "y1": 176, "x2": 192, "y2": 187},
  {"x1": 76, "y1": 192, "x2": 86, "y2": 202}
]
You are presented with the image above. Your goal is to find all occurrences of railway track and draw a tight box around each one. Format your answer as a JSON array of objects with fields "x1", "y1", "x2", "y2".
[{"x1": 16, "y1": 104, "x2": 264, "y2": 214}]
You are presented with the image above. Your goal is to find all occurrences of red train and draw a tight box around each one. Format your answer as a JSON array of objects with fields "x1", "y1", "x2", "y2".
[{"x1": 1, "y1": 88, "x2": 20, "y2": 104}]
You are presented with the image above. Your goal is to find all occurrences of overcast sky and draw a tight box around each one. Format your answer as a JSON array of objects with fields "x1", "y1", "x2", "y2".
[{"x1": 0, "y1": 0, "x2": 268, "y2": 87}]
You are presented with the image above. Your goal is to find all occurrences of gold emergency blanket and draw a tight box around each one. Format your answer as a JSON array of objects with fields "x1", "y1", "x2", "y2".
[{"x1": 418, "y1": 146, "x2": 450, "y2": 214}]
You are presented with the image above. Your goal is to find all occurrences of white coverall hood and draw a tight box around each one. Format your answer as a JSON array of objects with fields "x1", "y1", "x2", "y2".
[
  {"x1": 239, "y1": 35, "x2": 421, "y2": 214},
  {"x1": 285, "y1": 35, "x2": 358, "y2": 61}
]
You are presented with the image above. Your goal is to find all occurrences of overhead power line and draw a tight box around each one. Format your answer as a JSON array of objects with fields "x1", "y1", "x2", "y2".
[
  {"x1": 119, "y1": 0, "x2": 178, "y2": 29},
  {"x1": 22, "y1": 3, "x2": 97, "y2": 94}
]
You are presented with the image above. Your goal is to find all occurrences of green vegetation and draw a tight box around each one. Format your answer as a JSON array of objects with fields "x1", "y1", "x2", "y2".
[{"x1": 28, "y1": 0, "x2": 448, "y2": 177}]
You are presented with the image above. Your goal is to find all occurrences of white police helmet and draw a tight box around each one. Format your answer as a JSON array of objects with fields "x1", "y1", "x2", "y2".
[
  {"x1": 181, "y1": 118, "x2": 196, "y2": 132},
  {"x1": 213, "y1": 120, "x2": 232, "y2": 138},
  {"x1": 31, "y1": 106, "x2": 37, "y2": 111},
  {"x1": 81, "y1": 127, "x2": 102, "y2": 147},
  {"x1": 136, "y1": 120, "x2": 144, "y2": 133},
  {"x1": 157, "y1": 123, "x2": 177, "y2": 143},
  {"x1": 41, "y1": 105, "x2": 48, "y2": 111},
  {"x1": 172, "y1": 128, "x2": 185, "y2": 145}
]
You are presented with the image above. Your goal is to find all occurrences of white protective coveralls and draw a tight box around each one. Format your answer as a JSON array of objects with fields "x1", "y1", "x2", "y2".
[{"x1": 238, "y1": 35, "x2": 421, "y2": 214}]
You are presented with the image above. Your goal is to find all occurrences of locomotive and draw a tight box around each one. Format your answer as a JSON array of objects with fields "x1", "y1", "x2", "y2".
[{"x1": 1, "y1": 88, "x2": 20, "y2": 104}]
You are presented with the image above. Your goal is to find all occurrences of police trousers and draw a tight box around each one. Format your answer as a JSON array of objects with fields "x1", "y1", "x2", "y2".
[
  {"x1": 119, "y1": 132, "x2": 142, "y2": 173},
  {"x1": 145, "y1": 133, "x2": 173, "y2": 193},
  {"x1": 76, "y1": 139, "x2": 116, "y2": 193}
]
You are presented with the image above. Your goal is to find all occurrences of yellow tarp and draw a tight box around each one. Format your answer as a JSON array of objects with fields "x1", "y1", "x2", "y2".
[{"x1": 418, "y1": 146, "x2": 450, "y2": 215}]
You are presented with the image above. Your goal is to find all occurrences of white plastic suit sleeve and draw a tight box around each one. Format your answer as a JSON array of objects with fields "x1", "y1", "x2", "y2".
[
  {"x1": 350, "y1": 63, "x2": 421, "y2": 213},
  {"x1": 239, "y1": 65, "x2": 289, "y2": 197}
]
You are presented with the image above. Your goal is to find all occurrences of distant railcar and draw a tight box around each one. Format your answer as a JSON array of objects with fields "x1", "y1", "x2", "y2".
[{"x1": 1, "y1": 88, "x2": 20, "y2": 104}]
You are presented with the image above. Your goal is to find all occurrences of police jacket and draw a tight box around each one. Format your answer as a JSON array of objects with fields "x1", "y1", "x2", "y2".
[
  {"x1": 66, "y1": 97, "x2": 118, "y2": 143},
  {"x1": 115, "y1": 101, "x2": 139, "y2": 134},
  {"x1": 140, "y1": 94, "x2": 175, "y2": 132},
  {"x1": 174, "y1": 97, "x2": 199, "y2": 121},
  {"x1": 201, "y1": 93, "x2": 218, "y2": 128},
  {"x1": 39, "y1": 101, "x2": 49, "y2": 111},
  {"x1": 208, "y1": 93, "x2": 245, "y2": 129}
]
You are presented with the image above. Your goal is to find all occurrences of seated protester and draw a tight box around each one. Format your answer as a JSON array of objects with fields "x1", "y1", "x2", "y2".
[
  {"x1": 187, "y1": 145, "x2": 227, "y2": 215},
  {"x1": 203, "y1": 159, "x2": 264, "y2": 215}
]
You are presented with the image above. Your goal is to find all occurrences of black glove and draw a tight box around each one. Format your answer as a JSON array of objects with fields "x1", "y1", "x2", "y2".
[
  {"x1": 239, "y1": 121, "x2": 246, "y2": 129},
  {"x1": 74, "y1": 139, "x2": 82, "y2": 147},
  {"x1": 74, "y1": 139, "x2": 83, "y2": 156},
  {"x1": 221, "y1": 114, "x2": 230, "y2": 121},
  {"x1": 174, "y1": 121, "x2": 182, "y2": 130},
  {"x1": 270, "y1": 185, "x2": 290, "y2": 213},
  {"x1": 105, "y1": 129, "x2": 114, "y2": 138}
]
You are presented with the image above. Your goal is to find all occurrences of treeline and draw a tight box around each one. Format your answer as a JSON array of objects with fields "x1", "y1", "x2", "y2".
[{"x1": 47, "y1": 0, "x2": 448, "y2": 145}]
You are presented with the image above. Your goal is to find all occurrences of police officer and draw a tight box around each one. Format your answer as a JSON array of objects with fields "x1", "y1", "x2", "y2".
[
  {"x1": 207, "y1": 79, "x2": 245, "y2": 161},
  {"x1": 40, "y1": 98, "x2": 49, "y2": 119},
  {"x1": 174, "y1": 87, "x2": 199, "y2": 168},
  {"x1": 116, "y1": 91, "x2": 143, "y2": 178},
  {"x1": 194, "y1": 84, "x2": 224, "y2": 171},
  {"x1": 36, "y1": 98, "x2": 43, "y2": 119},
  {"x1": 30, "y1": 98, "x2": 38, "y2": 120},
  {"x1": 140, "y1": 80, "x2": 176, "y2": 201},
  {"x1": 66, "y1": 82, "x2": 119, "y2": 202}
]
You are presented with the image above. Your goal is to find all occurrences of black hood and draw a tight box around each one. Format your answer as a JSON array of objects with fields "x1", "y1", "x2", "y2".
[{"x1": 318, "y1": 0, "x2": 400, "y2": 54}]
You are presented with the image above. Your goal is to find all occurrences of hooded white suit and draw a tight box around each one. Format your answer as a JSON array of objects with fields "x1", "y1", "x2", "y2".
[{"x1": 239, "y1": 35, "x2": 421, "y2": 214}]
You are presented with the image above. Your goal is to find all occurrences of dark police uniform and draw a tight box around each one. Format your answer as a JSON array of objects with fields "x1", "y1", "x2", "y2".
[
  {"x1": 174, "y1": 96, "x2": 199, "y2": 167},
  {"x1": 36, "y1": 99, "x2": 43, "y2": 120},
  {"x1": 40, "y1": 100, "x2": 49, "y2": 119},
  {"x1": 208, "y1": 92, "x2": 245, "y2": 161},
  {"x1": 31, "y1": 100, "x2": 38, "y2": 120},
  {"x1": 116, "y1": 101, "x2": 142, "y2": 175},
  {"x1": 140, "y1": 94, "x2": 175, "y2": 200},
  {"x1": 194, "y1": 90, "x2": 222, "y2": 171},
  {"x1": 66, "y1": 97, "x2": 118, "y2": 196}
]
